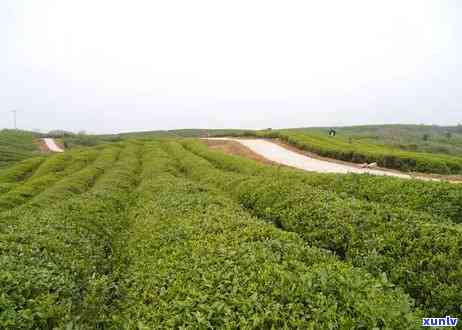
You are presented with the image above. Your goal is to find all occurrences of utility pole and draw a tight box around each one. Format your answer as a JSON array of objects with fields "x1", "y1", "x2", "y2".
[{"x1": 11, "y1": 109, "x2": 17, "y2": 130}]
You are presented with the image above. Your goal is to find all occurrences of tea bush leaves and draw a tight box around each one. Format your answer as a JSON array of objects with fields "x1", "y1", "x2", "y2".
[
  {"x1": 0, "y1": 130, "x2": 40, "y2": 168},
  {"x1": 4, "y1": 138, "x2": 461, "y2": 328},
  {"x1": 0, "y1": 142, "x2": 141, "y2": 328},
  {"x1": 0, "y1": 157, "x2": 45, "y2": 194},
  {"x1": 183, "y1": 139, "x2": 462, "y2": 223},
  {"x1": 257, "y1": 131, "x2": 462, "y2": 174},
  {"x1": 117, "y1": 143, "x2": 418, "y2": 329},
  {"x1": 174, "y1": 140, "x2": 462, "y2": 317}
]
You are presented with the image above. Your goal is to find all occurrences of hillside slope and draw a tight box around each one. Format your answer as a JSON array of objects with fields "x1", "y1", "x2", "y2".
[
  {"x1": 60, "y1": 125, "x2": 462, "y2": 175},
  {"x1": 258, "y1": 126, "x2": 462, "y2": 174},
  {"x1": 0, "y1": 129, "x2": 41, "y2": 167},
  {"x1": 293, "y1": 125, "x2": 462, "y2": 156},
  {"x1": 61, "y1": 129, "x2": 250, "y2": 149},
  {"x1": 4, "y1": 138, "x2": 449, "y2": 328}
]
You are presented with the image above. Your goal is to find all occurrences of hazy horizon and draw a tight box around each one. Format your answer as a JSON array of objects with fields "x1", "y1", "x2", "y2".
[{"x1": 3, "y1": 1, "x2": 461, "y2": 134}]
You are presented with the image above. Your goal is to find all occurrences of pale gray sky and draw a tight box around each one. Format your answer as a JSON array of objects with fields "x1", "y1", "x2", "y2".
[{"x1": 2, "y1": 0, "x2": 461, "y2": 133}]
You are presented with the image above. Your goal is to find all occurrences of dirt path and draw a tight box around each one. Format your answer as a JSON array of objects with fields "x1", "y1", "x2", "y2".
[
  {"x1": 204, "y1": 139, "x2": 276, "y2": 165},
  {"x1": 43, "y1": 138, "x2": 64, "y2": 153},
  {"x1": 205, "y1": 138, "x2": 441, "y2": 180}
]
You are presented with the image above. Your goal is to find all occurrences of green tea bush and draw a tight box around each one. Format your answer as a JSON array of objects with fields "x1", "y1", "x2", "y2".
[
  {"x1": 0, "y1": 130, "x2": 41, "y2": 167},
  {"x1": 184, "y1": 140, "x2": 462, "y2": 223},
  {"x1": 0, "y1": 157, "x2": 44, "y2": 185},
  {"x1": 117, "y1": 143, "x2": 419, "y2": 328},
  {"x1": 258, "y1": 131, "x2": 462, "y2": 174},
  {"x1": 232, "y1": 177, "x2": 462, "y2": 316},
  {"x1": 27, "y1": 146, "x2": 121, "y2": 208},
  {"x1": 0, "y1": 143, "x2": 142, "y2": 328},
  {"x1": 291, "y1": 173, "x2": 462, "y2": 223},
  {"x1": 31, "y1": 153, "x2": 74, "y2": 177},
  {"x1": 169, "y1": 141, "x2": 462, "y2": 317},
  {"x1": 7, "y1": 138, "x2": 460, "y2": 327},
  {"x1": 0, "y1": 150, "x2": 101, "y2": 211}
]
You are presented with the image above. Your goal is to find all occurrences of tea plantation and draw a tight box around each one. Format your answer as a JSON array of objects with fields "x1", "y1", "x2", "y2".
[
  {"x1": 1, "y1": 138, "x2": 461, "y2": 328},
  {"x1": 255, "y1": 129, "x2": 462, "y2": 175},
  {"x1": 0, "y1": 130, "x2": 41, "y2": 168}
]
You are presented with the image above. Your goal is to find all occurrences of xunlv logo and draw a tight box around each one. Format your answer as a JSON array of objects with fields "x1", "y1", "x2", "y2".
[{"x1": 422, "y1": 316, "x2": 458, "y2": 327}]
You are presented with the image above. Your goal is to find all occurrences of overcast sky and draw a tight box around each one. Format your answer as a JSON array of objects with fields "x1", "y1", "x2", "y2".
[{"x1": 2, "y1": 0, "x2": 461, "y2": 133}]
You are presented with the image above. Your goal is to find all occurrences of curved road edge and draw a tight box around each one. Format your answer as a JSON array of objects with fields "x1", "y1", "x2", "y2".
[
  {"x1": 43, "y1": 138, "x2": 64, "y2": 153},
  {"x1": 203, "y1": 137, "x2": 447, "y2": 182}
]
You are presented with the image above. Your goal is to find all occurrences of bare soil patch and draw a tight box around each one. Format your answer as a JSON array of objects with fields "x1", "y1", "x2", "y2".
[
  {"x1": 33, "y1": 138, "x2": 51, "y2": 152},
  {"x1": 202, "y1": 139, "x2": 276, "y2": 166}
]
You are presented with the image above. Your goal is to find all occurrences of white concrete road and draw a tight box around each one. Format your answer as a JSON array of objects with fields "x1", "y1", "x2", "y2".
[
  {"x1": 207, "y1": 138, "x2": 414, "y2": 179},
  {"x1": 43, "y1": 138, "x2": 64, "y2": 153}
]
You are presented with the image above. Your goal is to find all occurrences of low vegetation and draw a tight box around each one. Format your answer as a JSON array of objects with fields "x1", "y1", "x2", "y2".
[
  {"x1": 184, "y1": 140, "x2": 462, "y2": 223},
  {"x1": 315, "y1": 124, "x2": 462, "y2": 156},
  {"x1": 1, "y1": 135, "x2": 461, "y2": 328},
  {"x1": 61, "y1": 129, "x2": 249, "y2": 149},
  {"x1": 1, "y1": 139, "x2": 428, "y2": 328},
  {"x1": 57, "y1": 124, "x2": 462, "y2": 175},
  {"x1": 61, "y1": 133, "x2": 122, "y2": 149},
  {"x1": 175, "y1": 140, "x2": 462, "y2": 317},
  {"x1": 256, "y1": 129, "x2": 462, "y2": 174},
  {"x1": 0, "y1": 130, "x2": 41, "y2": 167},
  {"x1": 119, "y1": 145, "x2": 417, "y2": 328},
  {"x1": 0, "y1": 143, "x2": 140, "y2": 328}
]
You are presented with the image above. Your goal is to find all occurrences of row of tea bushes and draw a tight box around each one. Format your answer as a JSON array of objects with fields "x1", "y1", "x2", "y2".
[
  {"x1": 25, "y1": 146, "x2": 124, "y2": 210},
  {"x1": 290, "y1": 173, "x2": 462, "y2": 224},
  {"x1": 171, "y1": 141, "x2": 462, "y2": 317},
  {"x1": 0, "y1": 147, "x2": 103, "y2": 199},
  {"x1": 230, "y1": 176, "x2": 462, "y2": 317},
  {"x1": 183, "y1": 140, "x2": 462, "y2": 223},
  {"x1": 0, "y1": 130, "x2": 40, "y2": 168},
  {"x1": 117, "y1": 142, "x2": 419, "y2": 329},
  {"x1": 0, "y1": 157, "x2": 45, "y2": 194},
  {"x1": 0, "y1": 149, "x2": 103, "y2": 211},
  {"x1": 258, "y1": 130, "x2": 462, "y2": 174},
  {"x1": 0, "y1": 142, "x2": 142, "y2": 329}
]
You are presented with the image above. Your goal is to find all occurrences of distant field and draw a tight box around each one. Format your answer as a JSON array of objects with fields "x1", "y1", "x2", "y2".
[
  {"x1": 59, "y1": 125, "x2": 462, "y2": 175},
  {"x1": 0, "y1": 129, "x2": 41, "y2": 167},
  {"x1": 61, "y1": 129, "x2": 250, "y2": 148},
  {"x1": 119, "y1": 128, "x2": 252, "y2": 139},
  {"x1": 258, "y1": 125, "x2": 462, "y2": 174},
  {"x1": 2, "y1": 137, "x2": 461, "y2": 327},
  {"x1": 299, "y1": 124, "x2": 462, "y2": 156}
]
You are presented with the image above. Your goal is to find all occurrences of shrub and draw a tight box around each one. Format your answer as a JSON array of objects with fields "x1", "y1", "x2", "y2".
[
  {"x1": 0, "y1": 157, "x2": 44, "y2": 184},
  {"x1": 117, "y1": 144, "x2": 419, "y2": 328},
  {"x1": 257, "y1": 131, "x2": 462, "y2": 174},
  {"x1": 0, "y1": 142, "x2": 142, "y2": 328},
  {"x1": 173, "y1": 140, "x2": 462, "y2": 316},
  {"x1": 184, "y1": 139, "x2": 462, "y2": 223}
]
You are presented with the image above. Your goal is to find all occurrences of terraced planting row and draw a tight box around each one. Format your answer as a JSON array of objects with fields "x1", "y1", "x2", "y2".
[
  {"x1": 256, "y1": 130, "x2": 462, "y2": 174},
  {"x1": 0, "y1": 145, "x2": 127, "y2": 213},
  {"x1": 0, "y1": 142, "x2": 142, "y2": 328},
  {"x1": 2, "y1": 140, "x2": 423, "y2": 328},
  {"x1": 184, "y1": 140, "x2": 462, "y2": 223},
  {"x1": 0, "y1": 157, "x2": 45, "y2": 193},
  {"x1": 165, "y1": 140, "x2": 462, "y2": 317},
  {"x1": 0, "y1": 130, "x2": 40, "y2": 168},
  {"x1": 117, "y1": 143, "x2": 418, "y2": 328},
  {"x1": 0, "y1": 151, "x2": 94, "y2": 211}
]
